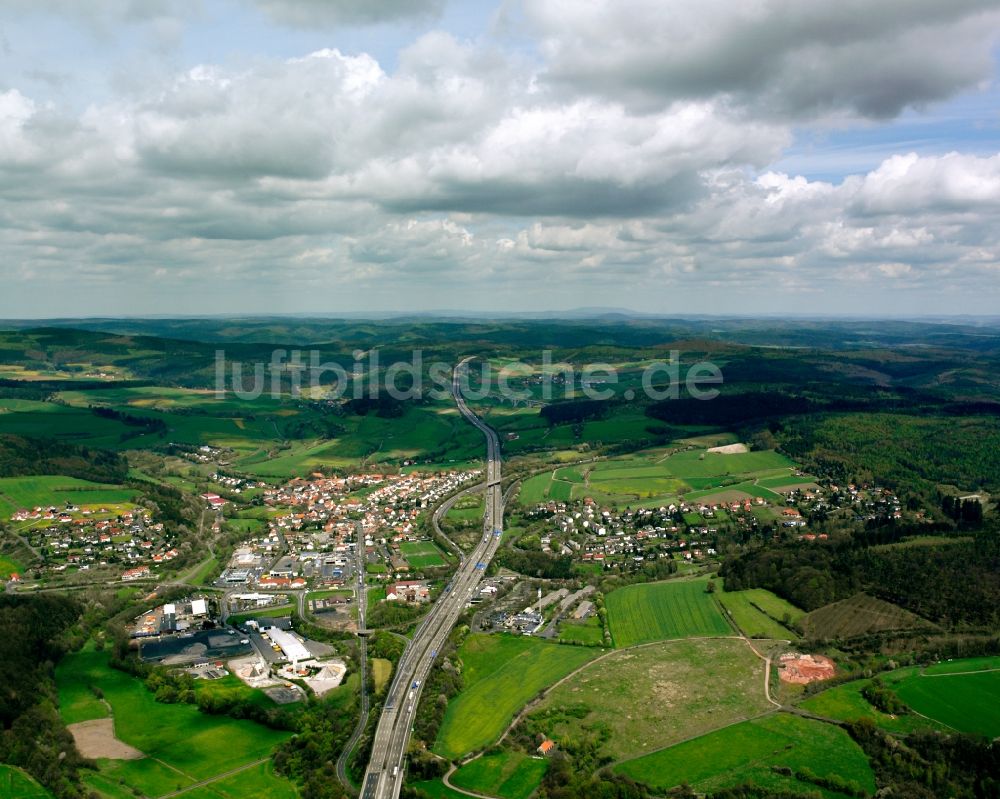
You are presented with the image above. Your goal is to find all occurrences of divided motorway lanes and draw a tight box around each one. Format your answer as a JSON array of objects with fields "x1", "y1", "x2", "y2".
[{"x1": 361, "y1": 360, "x2": 504, "y2": 799}]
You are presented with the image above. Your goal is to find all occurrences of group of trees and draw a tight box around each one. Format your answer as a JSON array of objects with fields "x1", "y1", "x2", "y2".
[
  {"x1": 847, "y1": 720, "x2": 1000, "y2": 798},
  {"x1": 0, "y1": 595, "x2": 88, "y2": 799},
  {"x1": 90, "y1": 405, "x2": 168, "y2": 434}
]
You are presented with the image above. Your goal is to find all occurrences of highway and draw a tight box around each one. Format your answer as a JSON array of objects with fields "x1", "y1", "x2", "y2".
[{"x1": 360, "y1": 359, "x2": 505, "y2": 799}]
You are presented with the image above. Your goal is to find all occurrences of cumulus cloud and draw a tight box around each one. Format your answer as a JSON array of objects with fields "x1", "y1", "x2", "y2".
[
  {"x1": 527, "y1": 0, "x2": 1000, "y2": 119},
  {"x1": 3, "y1": 2, "x2": 1000, "y2": 315}
]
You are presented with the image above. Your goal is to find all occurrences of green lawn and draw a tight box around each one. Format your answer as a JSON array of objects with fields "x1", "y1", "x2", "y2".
[
  {"x1": 434, "y1": 634, "x2": 599, "y2": 759},
  {"x1": 56, "y1": 647, "x2": 295, "y2": 797},
  {"x1": 451, "y1": 751, "x2": 548, "y2": 799},
  {"x1": 0, "y1": 765, "x2": 53, "y2": 799},
  {"x1": 615, "y1": 713, "x2": 876, "y2": 798},
  {"x1": 400, "y1": 540, "x2": 448, "y2": 568},
  {"x1": 605, "y1": 578, "x2": 732, "y2": 648}
]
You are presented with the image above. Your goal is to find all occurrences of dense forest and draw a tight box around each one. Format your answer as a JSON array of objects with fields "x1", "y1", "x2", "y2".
[
  {"x1": 0, "y1": 434, "x2": 128, "y2": 483},
  {"x1": 721, "y1": 525, "x2": 1000, "y2": 629}
]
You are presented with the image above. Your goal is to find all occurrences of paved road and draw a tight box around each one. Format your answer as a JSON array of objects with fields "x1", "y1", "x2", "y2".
[
  {"x1": 337, "y1": 521, "x2": 371, "y2": 790},
  {"x1": 360, "y1": 360, "x2": 505, "y2": 799}
]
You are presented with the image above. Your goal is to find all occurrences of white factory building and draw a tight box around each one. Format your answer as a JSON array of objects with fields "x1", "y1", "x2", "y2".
[{"x1": 265, "y1": 626, "x2": 311, "y2": 662}]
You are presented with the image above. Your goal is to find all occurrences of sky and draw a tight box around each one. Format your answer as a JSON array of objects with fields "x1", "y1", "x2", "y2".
[{"x1": 2, "y1": 0, "x2": 1000, "y2": 318}]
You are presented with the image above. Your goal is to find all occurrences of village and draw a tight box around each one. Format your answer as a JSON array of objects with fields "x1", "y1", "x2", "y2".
[
  {"x1": 10, "y1": 503, "x2": 176, "y2": 580},
  {"x1": 525, "y1": 481, "x2": 904, "y2": 573}
]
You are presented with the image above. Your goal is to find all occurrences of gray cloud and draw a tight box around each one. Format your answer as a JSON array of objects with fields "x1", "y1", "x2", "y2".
[
  {"x1": 529, "y1": 0, "x2": 1000, "y2": 119},
  {"x1": 247, "y1": 0, "x2": 444, "y2": 27}
]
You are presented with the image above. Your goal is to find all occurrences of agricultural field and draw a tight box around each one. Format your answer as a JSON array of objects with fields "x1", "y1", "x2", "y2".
[
  {"x1": 717, "y1": 586, "x2": 801, "y2": 639},
  {"x1": 616, "y1": 713, "x2": 876, "y2": 797},
  {"x1": 450, "y1": 750, "x2": 548, "y2": 799},
  {"x1": 889, "y1": 662, "x2": 1000, "y2": 738},
  {"x1": 399, "y1": 540, "x2": 448, "y2": 568},
  {"x1": 434, "y1": 634, "x2": 598, "y2": 759},
  {"x1": 0, "y1": 765, "x2": 53, "y2": 799},
  {"x1": 533, "y1": 638, "x2": 771, "y2": 761},
  {"x1": 605, "y1": 578, "x2": 732, "y2": 648},
  {"x1": 801, "y1": 593, "x2": 935, "y2": 639},
  {"x1": 55, "y1": 647, "x2": 297, "y2": 798}
]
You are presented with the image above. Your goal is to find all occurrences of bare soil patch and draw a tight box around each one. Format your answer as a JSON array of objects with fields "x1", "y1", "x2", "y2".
[
  {"x1": 778, "y1": 653, "x2": 836, "y2": 685},
  {"x1": 707, "y1": 443, "x2": 749, "y2": 454},
  {"x1": 67, "y1": 718, "x2": 144, "y2": 760}
]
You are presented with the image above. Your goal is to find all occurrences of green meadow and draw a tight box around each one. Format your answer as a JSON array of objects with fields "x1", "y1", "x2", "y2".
[
  {"x1": 55, "y1": 647, "x2": 297, "y2": 798},
  {"x1": 450, "y1": 751, "x2": 547, "y2": 799},
  {"x1": 616, "y1": 713, "x2": 876, "y2": 798},
  {"x1": 0, "y1": 765, "x2": 53, "y2": 799},
  {"x1": 536, "y1": 638, "x2": 771, "y2": 761},
  {"x1": 434, "y1": 634, "x2": 598, "y2": 759}
]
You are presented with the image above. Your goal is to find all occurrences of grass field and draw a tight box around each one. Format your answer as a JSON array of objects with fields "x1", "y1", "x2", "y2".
[
  {"x1": 718, "y1": 587, "x2": 800, "y2": 639},
  {"x1": 557, "y1": 614, "x2": 604, "y2": 645},
  {"x1": 615, "y1": 713, "x2": 876, "y2": 798},
  {"x1": 372, "y1": 658, "x2": 393, "y2": 693},
  {"x1": 409, "y1": 781, "x2": 468, "y2": 799},
  {"x1": 434, "y1": 634, "x2": 599, "y2": 759},
  {"x1": 399, "y1": 540, "x2": 448, "y2": 568},
  {"x1": 801, "y1": 593, "x2": 934, "y2": 639},
  {"x1": 535, "y1": 638, "x2": 771, "y2": 761},
  {"x1": 450, "y1": 751, "x2": 547, "y2": 799},
  {"x1": 605, "y1": 578, "x2": 732, "y2": 647},
  {"x1": 0, "y1": 765, "x2": 53, "y2": 799},
  {"x1": 0, "y1": 553, "x2": 23, "y2": 579},
  {"x1": 56, "y1": 647, "x2": 296, "y2": 798}
]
